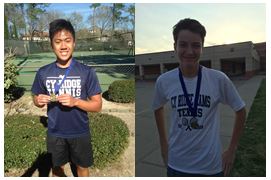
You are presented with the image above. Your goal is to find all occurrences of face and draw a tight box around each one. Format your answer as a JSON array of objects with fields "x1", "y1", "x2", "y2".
[
  {"x1": 51, "y1": 29, "x2": 75, "y2": 63},
  {"x1": 174, "y1": 30, "x2": 203, "y2": 70}
]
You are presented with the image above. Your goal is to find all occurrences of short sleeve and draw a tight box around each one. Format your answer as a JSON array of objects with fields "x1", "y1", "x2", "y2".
[
  {"x1": 219, "y1": 75, "x2": 245, "y2": 111},
  {"x1": 31, "y1": 70, "x2": 47, "y2": 95},
  {"x1": 86, "y1": 68, "x2": 102, "y2": 97},
  {"x1": 152, "y1": 77, "x2": 168, "y2": 111}
]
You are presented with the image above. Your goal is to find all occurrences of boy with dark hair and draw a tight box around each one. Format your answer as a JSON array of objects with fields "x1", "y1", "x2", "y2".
[
  {"x1": 31, "y1": 19, "x2": 102, "y2": 177},
  {"x1": 153, "y1": 18, "x2": 246, "y2": 177}
]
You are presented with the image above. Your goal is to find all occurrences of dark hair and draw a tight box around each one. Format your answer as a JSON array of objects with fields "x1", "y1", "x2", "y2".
[
  {"x1": 49, "y1": 19, "x2": 75, "y2": 42},
  {"x1": 173, "y1": 18, "x2": 206, "y2": 45}
]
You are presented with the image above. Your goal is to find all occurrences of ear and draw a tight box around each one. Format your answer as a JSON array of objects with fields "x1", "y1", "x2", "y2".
[{"x1": 174, "y1": 42, "x2": 177, "y2": 53}]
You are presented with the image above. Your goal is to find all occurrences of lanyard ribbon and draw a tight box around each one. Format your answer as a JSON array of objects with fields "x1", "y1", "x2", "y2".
[
  {"x1": 178, "y1": 66, "x2": 202, "y2": 117},
  {"x1": 54, "y1": 60, "x2": 74, "y2": 95}
]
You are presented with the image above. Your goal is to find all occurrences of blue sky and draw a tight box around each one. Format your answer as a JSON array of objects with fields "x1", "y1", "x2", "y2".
[
  {"x1": 46, "y1": 3, "x2": 132, "y2": 28},
  {"x1": 48, "y1": 3, "x2": 92, "y2": 14},
  {"x1": 135, "y1": 3, "x2": 266, "y2": 54}
]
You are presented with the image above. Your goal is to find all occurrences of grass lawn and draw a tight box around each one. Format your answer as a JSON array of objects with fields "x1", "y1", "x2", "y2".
[{"x1": 231, "y1": 78, "x2": 266, "y2": 176}]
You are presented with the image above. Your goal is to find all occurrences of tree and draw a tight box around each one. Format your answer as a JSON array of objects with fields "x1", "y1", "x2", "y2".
[
  {"x1": 45, "y1": 10, "x2": 65, "y2": 30},
  {"x1": 4, "y1": 15, "x2": 9, "y2": 39},
  {"x1": 26, "y1": 3, "x2": 49, "y2": 41},
  {"x1": 76, "y1": 28, "x2": 93, "y2": 39},
  {"x1": 46, "y1": 10, "x2": 65, "y2": 23},
  {"x1": 5, "y1": 4, "x2": 24, "y2": 39},
  {"x1": 34, "y1": 10, "x2": 65, "y2": 41},
  {"x1": 127, "y1": 4, "x2": 135, "y2": 56},
  {"x1": 18, "y1": 3, "x2": 27, "y2": 35},
  {"x1": 12, "y1": 23, "x2": 19, "y2": 39},
  {"x1": 67, "y1": 12, "x2": 84, "y2": 32},
  {"x1": 4, "y1": 48, "x2": 19, "y2": 102},
  {"x1": 127, "y1": 4, "x2": 135, "y2": 31},
  {"x1": 37, "y1": 13, "x2": 49, "y2": 40},
  {"x1": 111, "y1": 3, "x2": 125, "y2": 34},
  {"x1": 115, "y1": 4, "x2": 134, "y2": 33},
  {"x1": 89, "y1": 3, "x2": 101, "y2": 32},
  {"x1": 89, "y1": 6, "x2": 112, "y2": 37}
]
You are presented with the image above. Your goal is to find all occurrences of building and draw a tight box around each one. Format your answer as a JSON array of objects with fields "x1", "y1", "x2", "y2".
[
  {"x1": 136, "y1": 41, "x2": 265, "y2": 80},
  {"x1": 254, "y1": 42, "x2": 266, "y2": 71},
  {"x1": 22, "y1": 31, "x2": 49, "y2": 42}
]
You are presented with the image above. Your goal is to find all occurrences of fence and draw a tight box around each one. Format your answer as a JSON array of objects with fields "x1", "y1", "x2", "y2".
[
  {"x1": 5, "y1": 34, "x2": 134, "y2": 56},
  {"x1": 17, "y1": 63, "x2": 135, "y2": 92}
]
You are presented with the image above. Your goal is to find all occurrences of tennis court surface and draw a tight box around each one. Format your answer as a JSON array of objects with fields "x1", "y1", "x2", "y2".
[{"x1": 16, "y1": 51, "x2": 134, "y2": 92}]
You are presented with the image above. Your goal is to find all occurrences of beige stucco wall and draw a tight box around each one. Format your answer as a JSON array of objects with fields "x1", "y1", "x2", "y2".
[{"x1": 136, "y1": 41, "x2": 260, "y2": 79}]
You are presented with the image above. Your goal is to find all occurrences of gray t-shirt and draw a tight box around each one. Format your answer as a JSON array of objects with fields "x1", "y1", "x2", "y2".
[{"x1": 152, "y1": 66, "x2": 245, "y2": 175}]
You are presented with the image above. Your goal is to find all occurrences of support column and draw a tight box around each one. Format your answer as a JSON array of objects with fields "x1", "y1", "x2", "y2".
[
  {"x1": 160, "y1": 63, "x2": 164, "y2": 74},
  {"x1": 139, "y1": 65, "x2": 144, "y2": 80}
]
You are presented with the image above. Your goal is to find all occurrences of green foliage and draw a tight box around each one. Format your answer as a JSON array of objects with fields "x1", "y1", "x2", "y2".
[
  {"x1": 90, "y1": 3, "x2": 101, "y2": 10},
  {"x1": 4, "y1": 115, "x2": 47, "y2": 172},
  {"x1": 112, "y1": 3, "x2": 125, "y2": 31},
  {"x1": 4, "y1": 113, "x2": 129, "y2": 171},
  {"x1": 90, "y1": 113, "x2": 129, "y2": 168},
  {"x1": 231, "y1": 79, "x2": 266, "y2": 176},
  {"x1": 108, "y1": 79, "x2": 135, "y2": 103},
  {"x1": 26, "y1": 3, "x2": 49, "y2": 21},
  {"x1": 4, "y1": 49, "x2": 19, "y2": 103}
]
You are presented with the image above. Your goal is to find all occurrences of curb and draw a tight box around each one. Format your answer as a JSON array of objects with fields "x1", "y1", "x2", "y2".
[{"x1": 102, "y1": 109, "x2": 135, "y2": 113}]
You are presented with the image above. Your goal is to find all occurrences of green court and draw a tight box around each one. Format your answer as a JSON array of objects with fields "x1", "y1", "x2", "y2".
[{"x1": 16, "y1": 51, "x2": 134, "y2": 92}]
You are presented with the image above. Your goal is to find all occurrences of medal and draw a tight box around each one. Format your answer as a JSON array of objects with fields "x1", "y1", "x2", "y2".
[
  {"x1": 49, "y1": 59, "x2": 74, "y2": 102},
  {"x1": 50, "y1": 93, "x2": 57, "y2": 102},
  {"x1": 190, "y1": 118, "x2": 199, "y2": 129},
  {"x1": 190, "y1": 117, "x2": 203, "y2": 129},
  {"x1": 179, "y1": 66, "x2": 204, "y2": 130},
  {"x1": 178, "y1": 66, "x2": 202, "y2": 117}
]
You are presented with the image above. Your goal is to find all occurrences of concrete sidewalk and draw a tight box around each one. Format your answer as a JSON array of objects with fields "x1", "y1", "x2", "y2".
[{"x1": 135, "y1": 75, "x2": 265, "y2": 177}]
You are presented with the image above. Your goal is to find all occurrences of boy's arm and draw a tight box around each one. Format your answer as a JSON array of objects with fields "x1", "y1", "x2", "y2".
[
  {"x1": 33, "y1": 94, "x2": 50, "y2": 108},
  {"x1": 57, "y1": 93, "x2": 102, "y2": 112},
  {"x1": 154, "y1": 106, "x2": 168, "y2": 166}
]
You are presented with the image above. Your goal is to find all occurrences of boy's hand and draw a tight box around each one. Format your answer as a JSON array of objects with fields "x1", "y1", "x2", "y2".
[
  {"x1": 57, "y1": 94, "x2": 78, "y2": 107},
  {"x1": 35, "y1": 94, "x2": 50, "y2": 107},
  {"x1": 222, "y1": 148, "x2": 236, "y2": 176}
]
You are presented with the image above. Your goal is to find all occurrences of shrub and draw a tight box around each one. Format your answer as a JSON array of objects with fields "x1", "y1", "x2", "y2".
[
  {"x1": 4, "y1": 113, "x2": 129, "y2": 172},
  {"x1": 4, "y1": 115, "x2": 47, "y2": 172},
  {"x1": 90, "y1": 113, "x2": 129, "y2": 168},
  {"x1": 108, "y1": 79, "x2": 135, "y2": 103},
  {"x1": 4, "y1": 48, "x2": 19, "y2": 103}
]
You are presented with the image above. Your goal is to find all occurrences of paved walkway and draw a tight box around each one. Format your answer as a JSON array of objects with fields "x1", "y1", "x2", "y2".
[{"x1": 135, "y1": 75, "x2": 265, "y2": 177}]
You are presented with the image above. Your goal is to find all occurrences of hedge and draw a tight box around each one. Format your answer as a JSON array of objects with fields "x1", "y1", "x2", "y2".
[
  {"x1": 90, "y1": 113, "x2": 129, "y2": 167},
  {"x1": 4, "y1": 113, "x2": 129, "y2": 172},
  {"x1": 108, "y1": 79, "x2": 135, "y2": 103},
  {"x1": 4, "y1": 50, "x2": 19, "y2": 103}
]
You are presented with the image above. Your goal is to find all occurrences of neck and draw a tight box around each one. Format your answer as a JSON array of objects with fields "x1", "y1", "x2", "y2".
[
  {"x1": 56, "y1": 57, "x2": 72, "y2": 68},
  {"x1": 179, "y1": 64, "x2": 199, "y2": 78}
]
